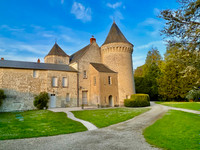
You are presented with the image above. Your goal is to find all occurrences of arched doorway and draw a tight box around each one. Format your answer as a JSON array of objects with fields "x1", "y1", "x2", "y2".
[{"x1": 109, "y1": 95, "x2": 113, "y2": 107}]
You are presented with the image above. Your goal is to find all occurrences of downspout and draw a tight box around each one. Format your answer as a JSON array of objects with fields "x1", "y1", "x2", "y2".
[{"x1": 77, "y1": 61, "x2": 79, "y2": 107}]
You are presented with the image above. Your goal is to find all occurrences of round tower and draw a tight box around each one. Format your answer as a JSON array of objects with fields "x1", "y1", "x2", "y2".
[{"x1": 101, "y1": 22, "x2": 135, "y2": 106}]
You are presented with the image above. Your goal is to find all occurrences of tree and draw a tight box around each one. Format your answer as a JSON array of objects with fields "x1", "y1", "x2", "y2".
[
  {"x1": 159, "y1": 0, "x2": 200, "y2": 50},
  {"x1": 134, "y1": 47, "x2": 162, "y2": 100},
  {"x1": 158, "y1": 44, "x2": 200, "y2": 101}
]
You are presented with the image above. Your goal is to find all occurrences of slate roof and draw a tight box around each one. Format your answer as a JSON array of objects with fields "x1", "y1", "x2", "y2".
[
  {"x1": 90, "y1": 63, "x2": 116, "y2": 73},
  {"x1": 102, "y1": 22, "x2": 132, "y2": 46},
  {"x1": 70, "y1": 44, "x2": 90, "y2": 63},
  {"x1": 0, "y1": 60, "x2": 77, "y2": 72},
  {"x1": 46, "y1": 43, "x2": 69, "y2": 57}
]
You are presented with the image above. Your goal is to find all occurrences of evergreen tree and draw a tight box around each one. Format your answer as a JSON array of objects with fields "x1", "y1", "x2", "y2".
[{"x1": 158, "y1": 44, "x2": 200, "y2": 101}]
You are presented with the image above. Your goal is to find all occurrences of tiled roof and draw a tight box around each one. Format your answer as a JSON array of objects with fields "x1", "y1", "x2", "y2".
[
  {"x1": 46, "y1": 43, "x2": 69, "y2": 57},
  {"x1": 102, "y1": 22, "x2": 132, "y2": 46},
  {"x1": 70, "y1": 44, "x2": 90, "y2": 63},
  {"x1": 90, "y1": 63, "x2": 116, "y2": 73},
  {"x1": 0, "y1": 60, "x2": 77, "y2": 72}
]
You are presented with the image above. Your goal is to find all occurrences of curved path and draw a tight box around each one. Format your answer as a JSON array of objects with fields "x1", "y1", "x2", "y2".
[
  {"x1": 50, "y1": 109, "x2": 98, "y2": 131},
  {"x1": 0, "y1": 103, "x2": 169, "y2": 150}
]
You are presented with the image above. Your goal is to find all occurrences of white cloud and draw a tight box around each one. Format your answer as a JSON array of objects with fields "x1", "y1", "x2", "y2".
[
  {"x1": 139, "y1": 18, "x2": 164, "y2": 37},
  {"x1": 0, "y1": 25, "x2": 24, "y2": 32},
  {"x1": 153, "y1": 8, "x2": 160, "y2": 16},
  {"x1": 109, "y1": 11, "x2": 124, "y2": 22},
  {"x1": 135, "y1": 40, "x2": 164, "y2": 50},
  {"x1": 71, "y1": 2, "x2": 92, "y2": 22},
  {"x1": 107, "y1": 2, "x2": 122, "y2": 9}
]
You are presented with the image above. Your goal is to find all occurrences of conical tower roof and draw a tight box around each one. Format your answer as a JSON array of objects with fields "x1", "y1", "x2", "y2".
[
  {"x1": 102, "y1": 22, "x2": 132, "y2": 46},
  {"x1": 46, "y1": 43, "x2": 69, "y2": 57}
]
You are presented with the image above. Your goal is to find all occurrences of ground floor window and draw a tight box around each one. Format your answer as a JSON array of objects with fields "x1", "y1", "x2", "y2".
[{"x1": 66, "y1": 93, "x2": 70, "y2": 102}]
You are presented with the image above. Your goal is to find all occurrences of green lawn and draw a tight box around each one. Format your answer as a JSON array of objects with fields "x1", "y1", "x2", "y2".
[
  {"x1": 72, "y1": 107, "x2": 150, "y2": 128},
  {"x1": 144, "y1": 110, "x2": 200, "y2": 150},
  {"x1": 0, "y1": 110, "x2": 87, "y2": 140},
  {"x1": 156, "y1": 102, "x2": 200, "y2": 111}
]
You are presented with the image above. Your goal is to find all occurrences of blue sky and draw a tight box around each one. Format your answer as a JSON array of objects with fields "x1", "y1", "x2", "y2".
[{"x1": 0, "y1": 0, "x2": 179, "y2": 69}]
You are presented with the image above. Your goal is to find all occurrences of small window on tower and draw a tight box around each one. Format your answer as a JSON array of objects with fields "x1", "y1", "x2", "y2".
[
  {"x1": 108, "y1": 76, "x2": 112, "y2": 85},
  {"x1": 83, "y1": 70, "x2": 87, "y2": 79},
  {"x1": 93, "y1": 76, "x2": 96, "y2": 86}
]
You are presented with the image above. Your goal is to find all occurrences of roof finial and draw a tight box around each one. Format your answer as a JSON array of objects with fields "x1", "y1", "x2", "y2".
[
  {"x1": 113, "y1": 17, "x2": 115, "y2": 24},
  {"x1": 55, "y1": 38, "x2": 57, "y2": 44}
]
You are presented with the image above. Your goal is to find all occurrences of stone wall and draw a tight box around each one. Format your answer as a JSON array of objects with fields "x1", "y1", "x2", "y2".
[
  {"x1": 101, "y1": 42, "x2": 136, "y2": 106},
  {"x1": 44, "y1": 55, "x2": 69, "y2": 65},
  {"x1": 0, "y1": 68, "x2": 77, "y2": 112},
  {"x1": 89, "y1": 65, "x2": 119, "y2": 107},
  {"x1": 77, "y1": 42, "x2": 101, "y2": 105}
]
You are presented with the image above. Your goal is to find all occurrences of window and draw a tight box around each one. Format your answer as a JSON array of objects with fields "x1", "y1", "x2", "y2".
[
  {"x1": 62, "y1": 77, "x2": 68, "y2": 87},
  {"x1": 108, "y1": 76, "x2": 112, "y2": 85},
  {"x1": 33, "y1": 70, "x2": 38, "y2": 78},
  {"x1": 52, "y1": 77, "x2": 58, "y2": 87},
  {"x1": 66, "y1": 93, "x2": 70, "y2": 102},
  {"x1": 83, "y1": 70, "x2": 87, "y2": 79},
  {"x1": 93, "y1": 76, "x2": 96, "y2": 86}
]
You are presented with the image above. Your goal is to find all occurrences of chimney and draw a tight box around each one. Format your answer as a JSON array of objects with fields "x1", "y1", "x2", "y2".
[
  {"x1": 90, "y1": 35, "x2": 96, "y2": 44},
  {"x1": 1, "y1": 58, "x2": 4, "y2": 60},
  {"x1": 37, "y1": 59, "x2": 40, "y2": 63}
]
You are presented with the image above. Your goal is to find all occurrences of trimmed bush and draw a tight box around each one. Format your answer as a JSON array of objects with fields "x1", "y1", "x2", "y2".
[
  {"x1": 124, "y1": 94, "x2": 150, "y2": 107},
  {"x1": 34, "y1": 92, "x2": 49, "y2": 109},
  {"x1": 0, "y1": 89, "x2": 6, "y2": 107}
]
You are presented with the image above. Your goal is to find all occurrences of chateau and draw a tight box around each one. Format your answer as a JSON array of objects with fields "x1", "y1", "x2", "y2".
[{"x1": 0, "y1": 22, "x2": 135, "y2": 112}]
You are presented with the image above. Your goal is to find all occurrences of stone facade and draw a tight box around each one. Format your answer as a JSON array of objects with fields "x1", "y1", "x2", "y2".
[
  {"x1": 89, "y1": 64, "x2": 118, "y2": 107},
  {"x1": 0, "y1": 68, "x2": 77, "y2": 112},
  {"x1": 73, "y1": 42, "x2": 101, "y2": 106}
]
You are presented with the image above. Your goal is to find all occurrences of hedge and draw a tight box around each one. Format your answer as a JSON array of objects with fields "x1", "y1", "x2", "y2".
[
  {"x1": 0, "y1": 89, "x2": 6, "y2": 107},
  {"x1": 124, "y1": 94, "x2": 150, "y2": 107}
]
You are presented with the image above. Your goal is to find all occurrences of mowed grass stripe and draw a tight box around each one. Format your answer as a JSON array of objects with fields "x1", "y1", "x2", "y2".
[
  {"x1": 144, "y1": 110, "x2": 200, "y2": 150},
  {"x1": 156, "y1": 102, "x2": 200, "y2": 111},
  {"x1": 72, "y1": 108, "x2": 150, "y2": 128},
  {"x1": 0, "y1": 110, "x2": 87, "y2": 140}
]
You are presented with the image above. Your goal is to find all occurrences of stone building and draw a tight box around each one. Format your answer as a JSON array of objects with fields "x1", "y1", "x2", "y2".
[{"x1": 0, "y1": 22, "x2": 135, "y2": 112}]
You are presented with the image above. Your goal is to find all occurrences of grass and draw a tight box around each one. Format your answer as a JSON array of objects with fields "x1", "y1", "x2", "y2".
[
  {"x1": 143, "y1": 110, "x2": 200, "y2": 150},
  {"x1": 0, "y1": 110, "x2": 87, "y2": 140},
  {"x1": 156, "y1": 101, "x2": 200, "y2": 111},
  {"x1": 72, "y1": 107, "x2": 150, "y2": 128}
]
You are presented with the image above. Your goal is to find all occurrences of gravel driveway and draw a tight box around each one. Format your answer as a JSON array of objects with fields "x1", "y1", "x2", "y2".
[{"x1": 0, "y1": 103, "x2": 169, "y2": 150}]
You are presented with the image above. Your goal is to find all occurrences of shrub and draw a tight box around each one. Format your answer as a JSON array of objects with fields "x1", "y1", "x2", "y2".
[
  {"x1": 186, "y1": 88, "x2": 200, "y2": 102},
  {"x1": 0, "y1": 89, "x2": 6, "y2": 107},
  {"x1": 34, "y1": 92, "x2": 49, "y2": 109},
  {"x1": 124, "y1": 94, "x2": 150, "y2": 107}
]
